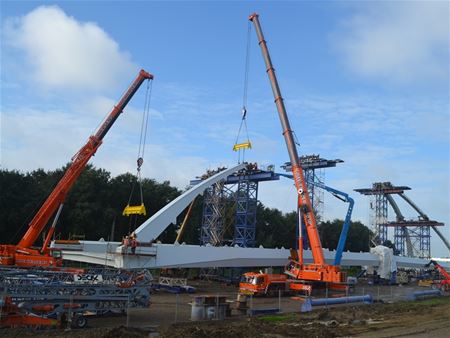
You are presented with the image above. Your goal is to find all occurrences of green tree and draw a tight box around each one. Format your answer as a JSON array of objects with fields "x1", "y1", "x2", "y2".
[
  {"x1": 255, "y1": 204, "x2": 296, "y2": 249},
  {"x1": 319, "y1": 219, "x2": 372, "y2": 252},
  {"x1": 1, "y1": 166, "x2": 373, "y2": 254},
  {"x1": 0, "y1": 166, "x2": 184, "y2": 246}
]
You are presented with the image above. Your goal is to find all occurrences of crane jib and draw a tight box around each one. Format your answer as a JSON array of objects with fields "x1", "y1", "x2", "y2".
[
  {"x1": 249, "y1": 13, "x2": 326, "y2": 267},
  {"x1": 15, "y1": 70, "x2": 153, "y2": 251}
]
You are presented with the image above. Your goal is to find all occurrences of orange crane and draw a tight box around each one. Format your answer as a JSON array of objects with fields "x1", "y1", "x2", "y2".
[
  {"x1": 425, "y1": 260, "x2": 450, "y2": 292},
  {"x1": 248, "y1": 13, "x2": 345, "y2": 293},
  {"x1": 0, "y1": 69, "x2": 153, "y2": 267}
]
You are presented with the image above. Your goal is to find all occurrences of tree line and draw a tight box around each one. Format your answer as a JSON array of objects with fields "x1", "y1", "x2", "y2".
[{"x1": 0, "y1": 166, "x2": 372, "y2": 252}]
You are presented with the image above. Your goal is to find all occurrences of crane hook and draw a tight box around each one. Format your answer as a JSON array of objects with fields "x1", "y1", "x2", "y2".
[{"x1": 137, "y1": 157, "x2": 144, "y2": 171}]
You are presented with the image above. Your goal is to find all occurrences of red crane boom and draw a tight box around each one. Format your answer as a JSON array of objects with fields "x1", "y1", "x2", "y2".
[
  {"x1": 249, "y1": 13, "x2": 345, "y2": 288},
  {"x1": 0, "y1": 69, "x2": 153, "y2": 267}
]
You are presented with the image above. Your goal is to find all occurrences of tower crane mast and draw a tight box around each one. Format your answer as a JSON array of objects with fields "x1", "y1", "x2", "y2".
[{"x1": 0, "y1": 69, "x2": 153, "y2": 267}]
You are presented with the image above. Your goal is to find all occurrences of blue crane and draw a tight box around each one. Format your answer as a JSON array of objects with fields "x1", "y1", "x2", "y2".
[{"x1": 279, "y1": 173, "x2": 354, "y2": 266}]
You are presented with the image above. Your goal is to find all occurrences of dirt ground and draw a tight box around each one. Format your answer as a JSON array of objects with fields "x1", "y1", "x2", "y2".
[
  {"x1": 2, "y1": 280, "x2": 449, "y2": 337},
  {"x1": 158, "y1": 297, "x2": 450, "y2": 338}
]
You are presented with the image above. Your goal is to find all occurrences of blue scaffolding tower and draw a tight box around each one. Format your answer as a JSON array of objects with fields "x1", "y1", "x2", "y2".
[
  {"x1": 233, "y1": 178, "x2": 258, "y2": 247},
  {"x1": 375, "y1": 193, "x2": 389, "y2": 245},
  {"x1": 192, "y1": 165, "x2": 279, "y2": 248},
  {"x1": 388, "y1": 220, "x2": 443, "y2": 258},
  {"x1": 227, "y1": 168, "x2": 279, "y2": 247},
  {"x1": 199, "y1": 180, "x2": 230, "y2": 246}
]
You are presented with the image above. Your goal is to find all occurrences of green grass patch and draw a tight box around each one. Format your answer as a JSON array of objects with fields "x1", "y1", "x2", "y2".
[
  {"x1": 415, "y1": 296, "x2": 450, "y2": 306},
  {"x1": 259, "y1": 313, "x2": 296, "y2": 323}
]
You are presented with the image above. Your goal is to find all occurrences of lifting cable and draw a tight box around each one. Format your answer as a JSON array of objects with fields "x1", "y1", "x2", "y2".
[
  {"x1": 233, "y1": 21, "x2": 252, "y2": 164},
  {"x1": 123, "y1": 78, "x2": 153, "y2": 223}
]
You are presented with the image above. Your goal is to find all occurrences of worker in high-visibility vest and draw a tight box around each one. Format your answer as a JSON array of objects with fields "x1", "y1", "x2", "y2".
[{"x1": 130, "y1": 232, "x2": 138, "y2": 255}]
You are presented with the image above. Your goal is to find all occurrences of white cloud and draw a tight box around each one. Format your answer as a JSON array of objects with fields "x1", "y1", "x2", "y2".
[
  {"x1": 0, "y1": 103, "x2": 225, "y2": 191},
  {"x1": 3, "y1": 5, "x2": 136, "y2": 91},
  {"x1": 333, "y1": 2, "x2": 449, "y2": 85},
  {"x1": 1, "y1": 107, "x2": 91, "y2": 170}
]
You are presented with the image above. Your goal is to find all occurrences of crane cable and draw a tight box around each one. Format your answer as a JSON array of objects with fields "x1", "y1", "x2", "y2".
[
  {"x1": 123, "y1": 78, "x2": 153, "y2": 224},
  {"x1": 233, "y1": 21, "x2": 252, "y2": 164}
]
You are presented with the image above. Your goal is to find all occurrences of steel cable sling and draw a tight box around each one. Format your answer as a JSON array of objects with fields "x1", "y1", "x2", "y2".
[
  {"x1": 233, "y1": 21, "x2": 253, "y2": 163},
  {"x1": 123, "y1": 78, "x2": 154, "y2": 229}
]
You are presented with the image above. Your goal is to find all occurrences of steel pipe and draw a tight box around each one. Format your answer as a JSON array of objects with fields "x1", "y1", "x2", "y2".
[
  {"x1": 407, "y1": 289, "x2": 443, "y2": 301},
  {"x1": 301, "y1": 295, "x2": 373, "y2": 312}
]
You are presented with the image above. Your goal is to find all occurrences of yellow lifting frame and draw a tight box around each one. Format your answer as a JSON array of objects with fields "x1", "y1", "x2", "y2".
[
  {"x1": 122, "y1": 203, "x2": 147, "y2": 216},
  {"x1": 233, "y1": 141, "x2": 252, "y2": 151}
]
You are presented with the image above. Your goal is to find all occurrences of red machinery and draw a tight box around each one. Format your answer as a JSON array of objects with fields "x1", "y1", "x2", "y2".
[
  {"x1": 0, "y1": 69, "x2": 153, "y2": 267},
  {"x1": 248, "y1": 13, "x2": 345, "y2": 293},
  {"x1": 0, "y1": 296, "x2": 59, "y2": 328},
  {"x1": 239, "y1": 272, "x2": 290, "y2": 296},
  {"x1": 425, "y1": 260, "x2": 450, "y2": 292}
]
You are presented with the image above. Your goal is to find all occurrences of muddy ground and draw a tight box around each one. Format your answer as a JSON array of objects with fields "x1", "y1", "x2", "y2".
[
  {"x1": 158, "y1": 297, "x2": 450, "y2": 338},
  {"x1": 2, "y1": 280, "x2": 449, "y2": 337}
]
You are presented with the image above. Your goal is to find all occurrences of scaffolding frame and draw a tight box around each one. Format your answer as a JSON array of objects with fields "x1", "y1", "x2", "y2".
[
  {"x1": 200, "y1": 181, "x2": 233, "y2": 246},
  {"x1": 388, "y1": 221, "x2": 443, "y2": 258},
  {"x1": 195, "y1": 166, "x2": 279, "y2": 247},
  {"x1": 233, "y1": 178, "x2": 258, "y2": 247},
  {"x1": 374, "y1": 194, "x2": 389, "y2": 245},
  {"x1": 356, "y1": 182, "x2": 445, "y2": 258}
]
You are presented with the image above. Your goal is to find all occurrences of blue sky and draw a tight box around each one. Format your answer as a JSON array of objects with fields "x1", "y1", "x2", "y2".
[{"x1": 1, "y1": 1, "x2": 449, "y2": 256}]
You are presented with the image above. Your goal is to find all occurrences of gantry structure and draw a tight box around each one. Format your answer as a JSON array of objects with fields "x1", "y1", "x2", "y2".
[{"x1": 355, "y1": 182, "x2": 447, "y2": 258}]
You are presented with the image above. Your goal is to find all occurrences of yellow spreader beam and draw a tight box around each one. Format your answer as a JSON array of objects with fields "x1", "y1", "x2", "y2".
[
  {"x1": 233, "y1": 141, "x2": 252, "y2": 151},
  {"x1": 122, "y1": 203, "x2": 147, "y2": 216}
]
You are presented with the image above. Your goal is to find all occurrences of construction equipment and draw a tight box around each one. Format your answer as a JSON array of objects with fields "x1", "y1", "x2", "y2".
[
  {"x1": 123, "y1": 203, "x2": 147, "y2": 216},
  {"x1": 418, "y1": 279, "x2": 433, "y2": 287},
  {"x1": 248, "y1": 13, "x2": 346, "y2": 293},
  {"x1": 175, "y1": 198, "x2": 196, "y2": 243},
  {"x1": 239, "y1": 272, "x2": 292, "y2": 296},
  {"x1": 240, "y1": 177, "x2": 354, "y2": 296},
  {"x1": 280, "y1": 174, "x2": 354, "y2": 266},
  {"x1": 307, "y1": 181, "x2": 354, "y2": 266},
  {"x1": 122, "y1": 83, "x2": 153, "y2": 219},
  {"x1": 425, "y1": 260, "x2": 450, "y2": 292},
  {"x1": 0, "y1": 69, "x2": 153, "y2": 267},
  {"x1": 0, "y1": 295, "x2": 59, "y2": 328},
  {"x1": 0, "y1": 267, "x2": 152, "y2": 328},
  {"x1": 152, "y1": 276, "x2": 196, "y2": 294}
]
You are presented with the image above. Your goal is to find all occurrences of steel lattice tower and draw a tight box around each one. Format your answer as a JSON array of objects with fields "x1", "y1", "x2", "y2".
[
  {"x1": 303, "y1": 167, "x2": 325, "y2": 223},
  {"x1": 355, "y1": 182, "x2": 409, "y2": 246},
  {"x1": 393, "y1": 224, "x2": 430, "y2": 258},
  {"x1": 373, "y1": 193, "x2": 389, "y2": 245},
  {"x1": 388, "y1": 220, "x2": 442, "y2": 258},
  {"x1": 394, "y1": 225, "x2": 405, "y2": 256},
  {"x1": 194, "y1": 165, "x2": 279, "y2": 247},
  {"x1": 355, "y1": 182, "x2": 445, "y2": 258},
  {"x1": 200, "y1": 181, "x2": 228, "y2": 246},
  {"x1": 233, "y1": 178, "x2": 258, "y2": 247}
]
